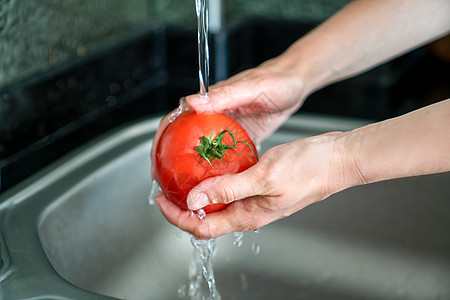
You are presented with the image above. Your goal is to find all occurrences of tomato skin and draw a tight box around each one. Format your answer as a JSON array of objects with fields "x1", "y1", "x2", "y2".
[{"x1": 155, "y1": 111, "x2": 258, "y2": 213}]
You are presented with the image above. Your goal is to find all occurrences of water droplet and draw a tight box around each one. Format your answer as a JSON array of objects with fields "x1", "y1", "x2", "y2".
[
  {"x1": 148, "y1": 179, "x2": 159, "y2": 205},
  {"x1": 188, "y1": 280, "x2": 200, "y2": 298},
  {"x1": 177, "y1": 284, "x2": 186, "y2": 298},
  {"x1": 174, "y1": 231, "x2": 182, "y2": 240},
  {"x1": 253, "y1": 137, "x2": 262, "y2": 152},
  {"x1": 232, "y1": 232, "x2": 244, "y2": 247},
  {"x1": 251, "y1": 243, "x2": 261, "y2": 255},
  {"x1": 253, "y1": 228, "x2": 260, "y2": 234},
  {"x1": 169, "y1": 98, "x2": 187, "y2": 123},
  {"x1": 196, "y1": 209, "x2": 206, "y2": 220}
]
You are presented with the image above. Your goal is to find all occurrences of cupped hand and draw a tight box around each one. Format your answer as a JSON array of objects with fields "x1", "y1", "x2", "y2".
[{"x1": 154, "y1": 131, "x2": 350, "y2": 239}]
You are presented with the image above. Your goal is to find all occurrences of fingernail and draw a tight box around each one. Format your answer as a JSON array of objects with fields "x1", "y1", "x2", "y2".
[
  {"x1": 186, "y1": 95, "x2": 214, "y2": 111},
  {"x1": 199, "y1": 94, "x2": 210, "y2": 103},
  {"x1": 187, "y1": 192, "x2": 210, "y2": 210},
  {"x1": 186, "y1": 95, "x2": 207, "y2": 104}
]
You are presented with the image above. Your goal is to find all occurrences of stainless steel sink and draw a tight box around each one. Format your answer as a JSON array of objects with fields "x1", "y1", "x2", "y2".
[{"x1": 1, "y1": 113, "x2": 449, "y2": 300}]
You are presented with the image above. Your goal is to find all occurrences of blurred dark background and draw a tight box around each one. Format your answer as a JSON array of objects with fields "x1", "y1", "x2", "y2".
[{"x1": 0, "y1": 0, "x2": 449, "y2": 194}]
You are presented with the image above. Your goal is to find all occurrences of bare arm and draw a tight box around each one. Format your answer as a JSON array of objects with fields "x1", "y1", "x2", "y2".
[
  {"x1": 337, "y1": 99, "x2": 450, "y2": 189},
  {"x1": 278, "y1": 0, "x2": 450, "y2": 94}
]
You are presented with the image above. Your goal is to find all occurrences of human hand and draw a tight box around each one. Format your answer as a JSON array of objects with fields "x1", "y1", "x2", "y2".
[
  {"x1": 186, "y1": 57, "x2": 309, "y2": 142},
  {"x1": 154, "y1": 131, "x2": 351, "y2": 239}
]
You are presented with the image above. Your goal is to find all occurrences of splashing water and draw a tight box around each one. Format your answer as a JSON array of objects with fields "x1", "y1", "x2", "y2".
[
  {"x1": 251, "y1": 243, "x2": 261, "y2": 256},
  {"x1": 253, "y1": 137, "x2": 262, "y2": 153},
  {"x1": 188, "y1": 237, "x2": 222, "y2": 300},
  {"x1": 196, "y1": 209, "x2": 207, "y2": 220},
  {"x1": 178, "y1": 231, "x2": 264, "y2": 299},
  {"x1": 148, "y1": 179, "x2": 159, "y2": 205},
  {"x1": 251, "y1": 229, "x2": 261, "y2": 255},
  {"x1": 232, "y1": 232, "x2": 244, "y2": 247},
  {"x1": 178, "y1": 284, "x2": 187, "y2": 298},
  {"x1": 169, "y1": 97, "x2": 188, "y2": 123}
]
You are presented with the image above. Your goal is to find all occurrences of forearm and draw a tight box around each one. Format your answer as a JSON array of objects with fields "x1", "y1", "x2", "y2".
[
  {"x1": 275, "y1": 0, "x2": 450, "y2": 95},
  {"x1": 335, "y1": 99, "x2": 450, "y2": 191}
]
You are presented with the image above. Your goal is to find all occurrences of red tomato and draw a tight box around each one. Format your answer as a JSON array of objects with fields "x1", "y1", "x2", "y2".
[{"x1": 155, "y1": 110, "x2": 258, "y2": 213}]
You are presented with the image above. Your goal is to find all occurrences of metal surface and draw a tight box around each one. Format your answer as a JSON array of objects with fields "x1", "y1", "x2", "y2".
[{"x1": 1, "y1": 113, "x2": 449, "y2": 299}]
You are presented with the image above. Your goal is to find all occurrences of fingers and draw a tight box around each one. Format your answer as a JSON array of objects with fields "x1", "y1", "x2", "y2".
[
  {"x1": 154, "y1": 194, "x2": 195, "y2": 230},
  {"x1": 155, "y1": 193, "x2": 271, "y2": 239},
  {"x1": 154, "y1": 193, "x2": 225, "y2": 239},
  {"x1": 186, "y1": 76, "x2": 256, "y2": 113},
  {"x1": 186, "y1": 167, "x2": 268, "y2": 211}
]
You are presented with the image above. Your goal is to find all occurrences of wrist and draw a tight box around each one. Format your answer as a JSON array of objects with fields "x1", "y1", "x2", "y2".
[
  {"x1": 271, "y1": 38, "x2": 335, "y2": 98},
  {"x1": 334, "y1": 100, "x2": 450, "y2": 186},
  {"x1": 327, "y1": 130, "x2": 368, "y2": 196}
]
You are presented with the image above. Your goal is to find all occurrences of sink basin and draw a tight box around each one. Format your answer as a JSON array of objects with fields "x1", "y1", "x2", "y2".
[{"x1": 1, "y1": 113, "x2": 449, "y2": 299}]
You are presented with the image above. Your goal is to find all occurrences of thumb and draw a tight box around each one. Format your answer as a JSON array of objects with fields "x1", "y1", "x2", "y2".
[
  {"x1": 185, "y1": 93, "x2": 215, "y2": 114},
  {"x1": 187, "y1": 169, "x2": 263, "y2": 211},
  {"x1": 186, "y1": 81, "x2": 253, "y2": 114}
]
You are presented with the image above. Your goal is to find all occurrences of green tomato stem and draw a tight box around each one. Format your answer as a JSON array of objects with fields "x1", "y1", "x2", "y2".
[{"x1": 195, "y1": 130, "x2": 258, "y2": 168}]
